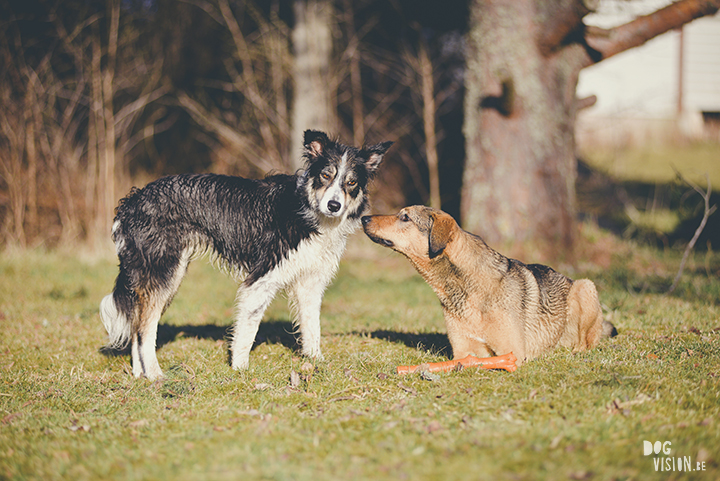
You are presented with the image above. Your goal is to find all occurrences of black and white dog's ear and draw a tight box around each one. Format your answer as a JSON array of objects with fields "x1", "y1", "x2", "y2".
[
  {"x1": 361, "y1": 141, "x2": 394, "y2": 174},
  {"x1": 303, "y1": 130, "x2": 330, "y2": 159}
]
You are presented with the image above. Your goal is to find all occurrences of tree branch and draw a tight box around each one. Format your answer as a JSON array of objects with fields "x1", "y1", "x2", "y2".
[
  {"x1": 177, "y1": 92, "x2": 281, "y2": 173},
  {"x1": 583, "y1": 0, "x2": 720, "y2": 68},
  {"x1": 576, "y1": 94, "x2": 597, "y2": 110},
  {"x1": 537, "y1": 0, "x2": 598, "y2": 56},
  {"x1": 668, "y1": 169, "x2": 717, "y2": 294}
]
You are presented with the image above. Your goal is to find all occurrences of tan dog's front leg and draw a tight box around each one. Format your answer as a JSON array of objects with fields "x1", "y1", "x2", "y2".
[
  {"x1": 445, "y1": 315, "x2": 493, "y2": 360},
  {"x1": 446, "y1": 312, "x2": 526, "y2": 366},
  {"x1": 479, "y1": 313, "x2": 527, "y2": 367},
  {"x1": 447, "y1": 332, "x2": 493, "y2": 360}
]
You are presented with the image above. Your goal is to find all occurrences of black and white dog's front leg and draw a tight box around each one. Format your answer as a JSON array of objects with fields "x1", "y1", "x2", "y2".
[
  {"x1": 230, "y1": 275, "x2": 282, "y2": 370},
  {"x1": 288, "y1": 272, "x2": 333, "y2": 361}
]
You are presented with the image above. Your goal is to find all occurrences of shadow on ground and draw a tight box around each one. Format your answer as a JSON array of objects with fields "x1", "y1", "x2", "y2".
[
  {"x1": 369, "y1": 330, "x2": 452, "y2": 357},
  {"x1": 577, "y1": 158, "x2": 720, "y2": 247},
  {"x1": 100, "y1": 322, "x2": 452, "y2": 360},
  {"x1": 99, "y1": 319, "x2": 302, "y2": 358}
]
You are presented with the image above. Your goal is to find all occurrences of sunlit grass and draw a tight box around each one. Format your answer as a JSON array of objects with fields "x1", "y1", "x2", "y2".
[
  {"x1": 580, "y1": 141, "x2": 720, "y2": 187},
  {"x1": 1, "y1": 238, "x2": 719, "y2": 480}
]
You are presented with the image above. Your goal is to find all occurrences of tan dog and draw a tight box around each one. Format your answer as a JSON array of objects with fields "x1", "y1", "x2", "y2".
[{"x1": 362, "y1": 206, "x2": 616, "y2": 366}]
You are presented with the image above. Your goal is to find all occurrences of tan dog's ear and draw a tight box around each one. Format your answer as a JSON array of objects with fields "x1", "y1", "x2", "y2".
[{"x1": 428, "y1": 212, "x2": 455, "y2": 259}]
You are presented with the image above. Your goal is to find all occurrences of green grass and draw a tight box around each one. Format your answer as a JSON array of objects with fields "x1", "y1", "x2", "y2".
[
  {"x1": 1, "y1": 236, "x2": 719, "y2": 481},
  {"x1": 580, "y1": 141, "x2": 720, "y2": 187}
]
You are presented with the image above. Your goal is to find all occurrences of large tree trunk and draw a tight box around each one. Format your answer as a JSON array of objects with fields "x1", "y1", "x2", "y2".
[
  {"x1": 462, "y1": 0, "x2": 583, "y2": 257},
  {"x1": 291, "y1": 0, "x2": 336, "y2": 169},
  {"x1": 461, "y1": 0, "x2": 720, "y2": 259}
]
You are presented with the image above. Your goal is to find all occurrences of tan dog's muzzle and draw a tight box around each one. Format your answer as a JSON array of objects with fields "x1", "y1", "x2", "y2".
[{"x1": 361, "y1": 215, "x2": 395, "y2": 248}]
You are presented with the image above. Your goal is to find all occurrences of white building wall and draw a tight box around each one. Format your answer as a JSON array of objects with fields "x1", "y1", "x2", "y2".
[
  {"x1": 685, "y1": 15, "x2": 720, "y2": 112},
  {"x1": 576, "y1": 0, "x2": 720, "y2": 143}
]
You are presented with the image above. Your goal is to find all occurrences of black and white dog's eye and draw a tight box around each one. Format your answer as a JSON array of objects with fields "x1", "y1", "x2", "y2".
[
  {"x1": 321, "y1": 172, "x2": 332, "y2": 181},
  {"x1": 346, "y1": 179, "x2": 357, "y2": 187}
]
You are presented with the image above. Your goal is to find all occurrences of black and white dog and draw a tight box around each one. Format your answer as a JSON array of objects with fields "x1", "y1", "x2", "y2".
[{"x1": 100, "y1": 130, "x2": 392, "y2": 379}]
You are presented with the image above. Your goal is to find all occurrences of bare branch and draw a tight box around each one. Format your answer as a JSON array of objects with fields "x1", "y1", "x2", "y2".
[
  {"x1": 114, "y1": 86, "x2": 169, "y2": 138},
  {"x1": 177, "y1": 92, "x2": 281, "y2": 173},
  {"x1": 179, "y1": 0, "x2": 224, "y2": 25},
  {"x1": 668, "y1": 168, "x2": 718, "y2": 294},
  {"x1": 583, "y1": 0, "x2": 720, "y2": 67},
  {"x1": 119, "y1": 112, "x2": 177, "y2": 156},
  {"x1": 537, "y1": 0, "x2": 596, "y2": 55},
  {"x1": 576, "y1": 94, "x2": 597, "y2": 111},
  {"x1": 218, "y1": 0, "x2": 269, "y2": 118}
]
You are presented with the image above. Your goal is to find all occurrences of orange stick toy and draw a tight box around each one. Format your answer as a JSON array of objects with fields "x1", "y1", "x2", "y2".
[{"x1": 397, "y1": 352, "x2": 517, "y2": 375}]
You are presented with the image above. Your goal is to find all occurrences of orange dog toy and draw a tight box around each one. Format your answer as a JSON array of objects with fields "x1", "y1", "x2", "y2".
[{"x1": 397, "y1": 352, "x2": 517, "y2": 375}]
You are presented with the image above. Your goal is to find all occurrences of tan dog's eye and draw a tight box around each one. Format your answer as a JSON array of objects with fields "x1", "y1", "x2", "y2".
[{"x1": 399, "y1": 213, "x2": 410, "y2": 222}]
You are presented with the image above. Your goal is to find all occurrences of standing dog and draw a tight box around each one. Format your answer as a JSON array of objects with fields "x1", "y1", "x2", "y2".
[
  {"x1": 100, "y1": 130, "x2": 392, "y2": 379},
  {"x1": 362, "y1": 206, "x2": 615, "y2": 366}
]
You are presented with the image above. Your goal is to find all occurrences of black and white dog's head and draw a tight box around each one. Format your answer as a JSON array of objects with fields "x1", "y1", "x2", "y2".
[{"x1": 299, "y1": 130, "x2": 393, "y2": 221}]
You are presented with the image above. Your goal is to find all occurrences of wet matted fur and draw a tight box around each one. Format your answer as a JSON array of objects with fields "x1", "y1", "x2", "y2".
[
  {"x1": 362, "y1": 206, "x2": 616, "y2": 366},
  {"x1": 100, "y1": 130, "x2": 392, "y2": 379}
]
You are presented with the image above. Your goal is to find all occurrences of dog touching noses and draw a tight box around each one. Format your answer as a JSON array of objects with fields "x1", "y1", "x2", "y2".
[
  {"x1": 363, "y1": 205, "x2": 616, "y2": 367},
  {"x1": 100, "y1": 130, "x2": 393, "y2": 379}
]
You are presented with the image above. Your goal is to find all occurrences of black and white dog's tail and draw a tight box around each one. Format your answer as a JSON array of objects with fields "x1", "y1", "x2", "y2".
[{"x1": 100, "y1": 221, "x2": 135, "y2": 350}]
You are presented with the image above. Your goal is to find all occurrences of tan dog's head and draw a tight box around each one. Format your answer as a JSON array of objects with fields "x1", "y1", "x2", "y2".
[{"x1": 361, "y1": 206, "x2": 458, "y2": 260}]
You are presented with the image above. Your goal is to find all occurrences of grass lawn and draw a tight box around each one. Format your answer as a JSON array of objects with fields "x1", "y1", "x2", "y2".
[
  {"x1": 579, "y1": 141, "x2": 720, "y2": 187},
  {"x1": 1, "y1": 231, "x2": 719, "y2": 480}
]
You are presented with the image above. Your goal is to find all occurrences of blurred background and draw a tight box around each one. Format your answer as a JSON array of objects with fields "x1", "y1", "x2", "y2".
[{"x1": 0, "y1": 0, "x2": 718, "y2": 260}]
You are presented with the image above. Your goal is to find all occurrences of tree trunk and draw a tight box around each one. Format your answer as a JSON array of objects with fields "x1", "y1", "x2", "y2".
[
  {"x1": 419, "y1": 40, "x2": 441, "y2": 210},
  {"x1": 462, "y1": 0, "x2": 582, "y2": 257},
  {"x1": 291, "y1": 0, "x2": 336, "y2": 169},
  {"x1": 24, "y1": 95, "x2": 38, "y2": 236},
  {"x1": 343, "y1": 0, "x2": 365, "y2": 147},
  {"x1": 101, "y1": 0, "x2": 120, "y2": 242},
  {"x1": 87, "y1": 19, "x2": 103, "y2": 248}
]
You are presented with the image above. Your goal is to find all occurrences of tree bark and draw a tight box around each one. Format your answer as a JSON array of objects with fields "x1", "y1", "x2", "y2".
[
  {"x1": 462, "y1": 0, "x2": 582, "y2": 257},
  {"x1": 291, "y1": 0, "x2": 336, "y2": 169},
  {"x1": 342, "y1": 0, "x2": 365, "y2": 147},
  {"x1": 419, "y1": 40, "x2": 441, "y2": 210},
  {"x1": 101, "y1": 0, "x2": 120, "y2": 240}
]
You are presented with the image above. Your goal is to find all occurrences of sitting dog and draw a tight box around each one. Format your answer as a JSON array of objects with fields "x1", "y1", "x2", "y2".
[{"x1": 362, "y1": 206, "x2": 616, "y2": 366}]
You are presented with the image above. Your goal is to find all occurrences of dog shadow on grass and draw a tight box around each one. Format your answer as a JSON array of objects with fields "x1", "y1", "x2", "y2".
[
  {"x1": 369, "y1": 330, "x2": 452, "y2": 357},
  {"x1": 98, "y1": 322, "x2": 451, "y2": 361},
  {"x1": 99, "y1": 320, "x2": 301, "y2": 358}
]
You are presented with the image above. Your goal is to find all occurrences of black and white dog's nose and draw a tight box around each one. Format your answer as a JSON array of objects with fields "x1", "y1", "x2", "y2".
[{"x1": 327, "y1": 200, "x2": 341, "y2": 213}]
